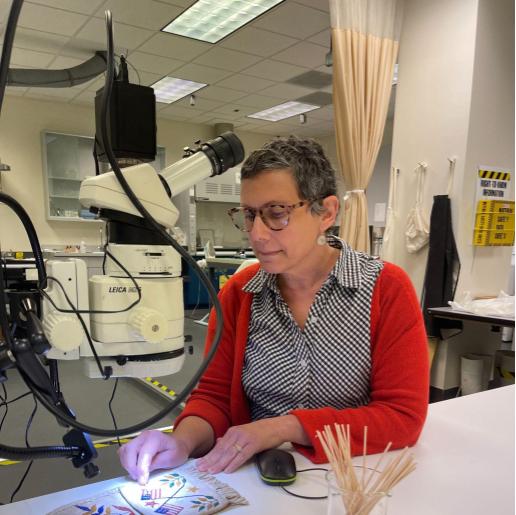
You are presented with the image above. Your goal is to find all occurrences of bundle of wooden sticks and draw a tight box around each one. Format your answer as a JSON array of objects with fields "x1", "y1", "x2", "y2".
[{"x1": 316, "y1": 424, "x2": 417, "y2": 515}]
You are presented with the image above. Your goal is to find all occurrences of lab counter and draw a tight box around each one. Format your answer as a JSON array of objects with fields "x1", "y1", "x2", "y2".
[{"x1": 3, "y1": 385, "x2": 513, "y2": 514}]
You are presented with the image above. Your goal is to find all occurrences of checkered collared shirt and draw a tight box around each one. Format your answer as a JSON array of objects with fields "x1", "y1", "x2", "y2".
[{"x1": 241, "y1": 236, "x2": 384, "y2": 420}]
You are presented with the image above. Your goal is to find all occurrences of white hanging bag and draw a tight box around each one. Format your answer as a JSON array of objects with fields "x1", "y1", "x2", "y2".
[{"x1": 405, "y1": 162, "x2": 430, "y2": 253}]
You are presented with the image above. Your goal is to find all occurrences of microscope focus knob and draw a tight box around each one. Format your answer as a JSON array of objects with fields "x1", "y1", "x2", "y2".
[
  {"x1": 129, "y1": 308, "x2": 168, "y2": 343},
  {"x1": 43, "y1": 312, "x2": 83, "y2": 352}
]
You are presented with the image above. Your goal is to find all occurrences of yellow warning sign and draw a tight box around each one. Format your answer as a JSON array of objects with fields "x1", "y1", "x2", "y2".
[
  {"x1": 473, "y1": 230, "x2": 515, "y2": 246},
  {"x1": 476, "y1": 200, "x2": 515, "y2": 215},
  {"x1": 474, "y1": 212, "x2": 515, "y2": 231}
]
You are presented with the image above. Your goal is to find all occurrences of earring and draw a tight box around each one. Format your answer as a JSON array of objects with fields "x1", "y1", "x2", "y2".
[{"x1": 317, "y1": 234, "x2": 327, "y2": 246}]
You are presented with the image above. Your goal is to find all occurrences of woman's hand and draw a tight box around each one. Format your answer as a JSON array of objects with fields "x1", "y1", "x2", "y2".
[
  {"x1": 118, "y1": 430, "x2": 189, "y2": 485},
  {"x1": 196, "y1": 415, "x2": 307, "y2": 474}
]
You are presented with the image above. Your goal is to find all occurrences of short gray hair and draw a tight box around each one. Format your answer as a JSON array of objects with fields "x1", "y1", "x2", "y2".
[{"x1": 240, "y1": 135, "x2": 337, "y2": 215}]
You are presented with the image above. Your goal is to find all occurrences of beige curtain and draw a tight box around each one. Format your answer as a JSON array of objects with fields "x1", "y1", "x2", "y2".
[{"x1": 330, "y1": 0, "x2": 403, "y2": 253}]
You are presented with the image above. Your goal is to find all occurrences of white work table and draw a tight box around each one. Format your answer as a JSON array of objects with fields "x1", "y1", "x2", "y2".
[{"x1": 1, "y1": 386, "x2": 514, "y2": 514}]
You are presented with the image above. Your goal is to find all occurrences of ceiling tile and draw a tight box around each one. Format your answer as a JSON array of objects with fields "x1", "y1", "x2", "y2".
[
  {"x1": 308, "y1": 105, "x2": 334, "y2": 120},
  {"x1": 5, "y1": 88, "x2": 28, "y2": 97},
  {"x1": 95, "y1": 0, "x2": 183, "y2": 31},
  {"x1": 207, "y1": 114, "x2": 239, "y2": 125},
  {"x1": 48, "y1": 55, "x2": 85, "y2": 69},
  {"x1": 256, "y1": 82, "x2": 314, "y2": 100},
  {"x1": 193, "y1": 47, "x2": 262, "y2": 73},
  {"x1": 138, "y1": 70, "x2": 163, "y2": 86},
  {"x1": 273, "y1": 41, "x2": 328, "y2": 69},
  {"x1": 252, "y1": 2, "x2": 329, "y2": 40},
  {"x1": 242, "y1": 59, "x2": 306, "y2": 82},
  {"x1": 172, "y1": 62, "x2": 233, "y2": 84},
  {"x1": 18, "y1": 3, "x2": 88, "y2": 37},
  {"x1": 10, "y1": 48, "x2": 54, "y2": 68},
  {"x1": 292, "y1": 0, "x2": 329, "y2": 12},
  {"x1": 158, "y1": 104, "x2": 204, "y2": 119},
  {"x1": 158, "y1": 112, "x2": 190, "y2": 122},
  {"x1": 126, "y1": 51, "x2": 185, "y2": 75},
  {"x1": 71, "y1": 88, "x2": 96, "y2": 105},
  {"x1": 234, "y1": 94, "x2": 283, "y2": 109},
  {"x1": 85, "y1": 75, "x2": 106, "y2": 92},
  {"x1": 153, "y1": 0, "x2": 195, "y2": 6},
  {"x1": 215, "y1": 74, "x2": 275, "y2": 93},
  {"x1": 57, "y1": 44, "x2": 105, "y2": 61},
  {"x1": 287, "y1": 70, "x2": 332, "y2": 89},
  {"x1": 209, "y1": 110, "x2": 249, "y2": 122},
  {"x1": 25, "y1": 84, "x2": 83, "y2": 101},
  {"x1": 25, "y1": 0, "x2": 105, "y2": 15},
  {"x1": 219, "y1": 27, "x2": 298, "y2": 58},
  {"x1": 174, "y1": 95, "x2": 224, "y2": 111},
  {"x1": 138, "y1": 32, "x2": 210, "y2": 61},
  {"x1": 308, "y1": 29, "x2": 330, "y2": 47},
  {"x1": 196, "y1": 86, "x2": 247, "y2": 103},
  {"x1": 13, "y1": 28, "x2": 69, "y2": 54},
  {"x1": 211, "y1": 104, "x2": 256, "y2": 117},
  {"x1": 75, "y1": 18, "x2": 154, "y2": 50}
]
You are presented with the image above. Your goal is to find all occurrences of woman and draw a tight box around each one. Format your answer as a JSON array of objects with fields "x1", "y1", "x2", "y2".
[{"x1": 119, "y1": 136, "x2": 429, "y2": 485}]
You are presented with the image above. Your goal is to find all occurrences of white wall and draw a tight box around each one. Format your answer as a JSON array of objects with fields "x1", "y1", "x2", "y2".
[
  {"x1": 457, "y1": 0, "x2": 515, "y2": 296},
  {"x1": 389, "y1": 0, "x2": 515, "y2": 390},
  {"x1": 388, "y1": 0, "x2": 480, "y2": 293},
  {"x1": 0, "y1": 94, "x2": 269, "y2": 251}
]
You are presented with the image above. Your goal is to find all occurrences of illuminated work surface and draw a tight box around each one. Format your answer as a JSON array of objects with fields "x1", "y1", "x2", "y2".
[{"x1": 1, "y1": 385, "x2": 513, "y2": 514}]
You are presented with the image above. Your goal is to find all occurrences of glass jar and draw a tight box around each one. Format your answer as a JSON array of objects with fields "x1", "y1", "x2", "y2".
[{"x1": 326, "y1": 468, "x2": 390, "y2": 515}]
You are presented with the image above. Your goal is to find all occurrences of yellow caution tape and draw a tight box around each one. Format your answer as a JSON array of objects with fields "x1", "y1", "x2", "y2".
[
  {"x1": 144, "y1": 377, "x2": 177, "y2": 397},
  {"x1": 478, "y1": 170, "x2": 511, "y2": 181}
]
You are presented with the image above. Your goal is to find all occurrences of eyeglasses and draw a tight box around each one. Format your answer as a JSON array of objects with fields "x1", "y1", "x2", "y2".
[{"x1": 227, "y1": 201, "x2": 310, "y2": 232}]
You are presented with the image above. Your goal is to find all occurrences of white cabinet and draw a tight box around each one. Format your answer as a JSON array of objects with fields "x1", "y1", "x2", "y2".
[
  {"x1": 42, "y1": 132, "x2": 96, "y2": 221},
  {"x1": 42, "y1": 131, "x2": 166, "y2": 222},
  {"x1": 194, "y1": 165, "x2": 241, "y2": 203}
]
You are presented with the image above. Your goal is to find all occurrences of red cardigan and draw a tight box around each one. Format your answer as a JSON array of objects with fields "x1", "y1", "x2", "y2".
[{"x1": 175, "y1": 262, "x2": 429, "y2": 463}]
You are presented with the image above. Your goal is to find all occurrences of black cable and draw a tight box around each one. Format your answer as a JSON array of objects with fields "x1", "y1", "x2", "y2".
[
  {"x1": 0, "y1": 383, "x2": 7, "y2": 432},
  {"x1": 281, "y1": 467, "x2": 329, "y2": 500},
  {"x1": 108, "y1": 378, "x2": 121, "y2": 447},
  {"x1": 37, "y1": 245, "x2": 144, "y2": 378},
  {"x1": 93, "y1": 136, "x2": 101, "y2": 176},
  {"x1": 0, "y1": 0, "x2": 23, "y2": 116},
  {"x1": 0, "y1": 193, "x2": 46, "y2": 288},
  {"x1": 38, "y1": 275, "x2": 110, "y2": 379},
  {"x1": 108, "y1": 377, "x2": 122, "y2": 447},
  {"x1": 9, "y1": 461, "x2": 33, "y2": 503},
  {"x1": 3, "y1": 391, "x2": 31, "y2": 406},
  {"x1": 39, "y1": 247, "x2": 142, "y2": 314},
  {"x1": 118, "y1": 54, "x2": 141, "y2": 85},
  {"x1": 9, "y1": 397, "x2": 38, "y2": 503}
]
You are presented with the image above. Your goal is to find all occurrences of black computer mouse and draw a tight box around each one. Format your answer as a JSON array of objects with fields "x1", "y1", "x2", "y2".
[{"x1": 255, "y1": 449, "x2": 297, "y2": 486}]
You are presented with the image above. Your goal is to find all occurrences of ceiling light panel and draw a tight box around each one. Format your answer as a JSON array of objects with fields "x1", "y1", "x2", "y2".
[
  {"x1": 248, "y1": 101, "x2": 320, "y2": 122},
  {"x1": 162, "y1": 0, "x2": 285, "y2": 44},
  {"x1": 151, "y1": 76, "x2": 207, "y2": 104}
]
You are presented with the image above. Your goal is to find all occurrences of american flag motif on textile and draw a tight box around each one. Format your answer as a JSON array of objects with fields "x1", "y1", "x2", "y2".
[
  {"x1": 141, "y1": 488, "x2": 162, "y2": 500},
  {"x1": 155, "y1": 503, "x2": 183, "y2": 515}
]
